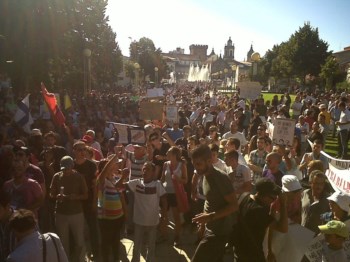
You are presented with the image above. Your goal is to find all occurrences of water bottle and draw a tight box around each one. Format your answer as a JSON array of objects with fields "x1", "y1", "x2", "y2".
[{"x1": 59, "y1": 186, "x2": 64, "y2": 203}]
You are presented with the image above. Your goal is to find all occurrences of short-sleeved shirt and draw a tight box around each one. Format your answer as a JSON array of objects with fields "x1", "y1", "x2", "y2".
[
  {"x1": 126, "y1": 151, "x2": 148, "y2": 180},
  {"x1": 50, "y1": 171, "x2": 87, "y2": 215},
  {"x1": 233, "y1": 194, "x2": 274, "y2": 261},
  {"x1": 203, "y1": 168, "x2": 235, "y2": 236},
  {"x1": 249, "y1": 149, "x2": 268, "y2": 183},
  {"x1": 227, "y1": 164, "x2": 251, "y2": 193},
  {"x1": 127, "y1": 179, "x2": 166, "y2": 226},
  {"x1": 26, "y1": 164, "x2": 45, "y2": 185},
  {"x1": 3, "y1": 177, "x2": 43, "y2": 211}
]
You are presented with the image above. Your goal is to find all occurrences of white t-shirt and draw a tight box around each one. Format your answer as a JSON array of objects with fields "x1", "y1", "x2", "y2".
[
  {"x1": 213, "y1": 158, "x2": 229, "y2": 174},
  {"x1": 338, "y1": 109, "x2": 350, "y2": 131},
  {"x1": 227, "y1": 164, "x2": 251, "y2": 193},
  {"x1": 127, "y1": 179, "x2": 166, "y2": 226}
]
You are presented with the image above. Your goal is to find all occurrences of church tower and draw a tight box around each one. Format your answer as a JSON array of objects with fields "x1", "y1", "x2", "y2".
[
  {"x1": 224, "y1": 37, "x2": 234, "y2": 60},
  {"x1": 247, "y1": 44, "x2": 254, "y2": 62}
]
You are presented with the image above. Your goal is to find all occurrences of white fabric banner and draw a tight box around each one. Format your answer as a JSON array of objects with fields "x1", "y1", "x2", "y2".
[{"x1": 326, "y1": 163, "x2": 350, "y2": 195}]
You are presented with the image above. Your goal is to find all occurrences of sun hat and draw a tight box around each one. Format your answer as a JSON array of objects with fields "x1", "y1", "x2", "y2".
[
  {"x1": 282, "y1": 175, "x2": 302, "y2": 192},
  {"x1": 327, "y1": 191, "x2": 350, "y2": 213}
]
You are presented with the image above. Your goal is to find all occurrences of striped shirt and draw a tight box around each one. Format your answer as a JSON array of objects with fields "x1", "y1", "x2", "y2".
[
  {"x1": 97, "y1": 178, "x2": 124, "y2": 220},
  {"x1": 126, "y1": 151, "x2": 148, "y2": 180}
]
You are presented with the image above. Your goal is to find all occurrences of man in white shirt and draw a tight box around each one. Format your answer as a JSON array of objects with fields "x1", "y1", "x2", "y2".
[
  {"x1": 335, "y1": 101, "x2": 350, "y2": 159},
  {"x1": 222, "y1": 121, "x2": 247, "y2": 154},
  {"x1": 224, "y1": 150, "x2": 252, "y2": 196}
]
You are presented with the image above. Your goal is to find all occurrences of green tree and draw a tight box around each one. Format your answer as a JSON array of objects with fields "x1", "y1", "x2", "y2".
[
  {"x1": 129, "y1": 37, "x2": 166, "y2": 82},
  {"x1": 320, "y1": 55, "x2": 346, "y2": 90},
  {"x1": 0, "y1": 0, "x2": 123, "y2": 92}
]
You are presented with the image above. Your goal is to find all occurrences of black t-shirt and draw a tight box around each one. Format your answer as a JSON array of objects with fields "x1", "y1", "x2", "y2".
[
  {"x1": 74, "y1": 159, "x2": 97, "y2": 213},
  {"x1": 152, "y1": 142, "x2": 170, "y2": 167},
  {"x1": 234, "y1": 194, "x2": 273, "y2": 261},
  {"x1": 203, "y1": 168, "x2": 235, "y2": 236}
]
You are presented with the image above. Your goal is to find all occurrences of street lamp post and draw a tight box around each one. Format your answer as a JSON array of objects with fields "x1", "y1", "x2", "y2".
[
  {"x1": 251, "y1": 52, "x2": 261, "y2": 81},
  {"x1": 83, "y1": 48, "x2": 92, "y2": 95},
  {"x1": 134, "y1": 62, "x2": 140, "y2": 91},
  {"x1": 154, "y1": 67, "x2": 158, "y2": 86}
]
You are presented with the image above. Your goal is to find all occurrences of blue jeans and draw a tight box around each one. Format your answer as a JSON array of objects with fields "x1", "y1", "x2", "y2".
[{"x1": 132, "y1": 224, "x2": 157, "y2": 262}]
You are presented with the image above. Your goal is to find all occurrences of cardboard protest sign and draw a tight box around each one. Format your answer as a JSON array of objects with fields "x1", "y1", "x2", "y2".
[
  {"x1": 146, "y1": 88, "x2": 164, "y2": 98},
  {"x1": 272, "y1": 118, "x2": 295, "y2": 147},
  {"x1": 236, "y1": 81, "x2": 261, "y2": 100},
  {"x1": 166, "y1": 105, "x2": 178, "y2": 123},
  {"x1": 139, "y1": 102, "x2": 163, "y2": 120},
  {"x1": 109, "y1": 122, "x2": 146, "y2": 145}
]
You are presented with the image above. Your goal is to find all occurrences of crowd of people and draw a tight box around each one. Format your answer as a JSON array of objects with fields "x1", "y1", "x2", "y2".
[{"x1": 0, "y1": 82, "x2": 350, "y2": 262}]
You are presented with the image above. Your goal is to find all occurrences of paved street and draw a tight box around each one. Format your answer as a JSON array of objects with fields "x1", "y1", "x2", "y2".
[{"x1": 119, "y1": 223, "x2": 235, "y2": 262}]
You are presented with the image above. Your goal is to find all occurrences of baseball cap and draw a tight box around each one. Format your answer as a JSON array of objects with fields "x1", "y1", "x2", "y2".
[
  {"x1": 282, "y1": 175, "x2": 302, "y2": 192},
  {"x1": 318, "y1": 220, "x2": 349, "y2": 238},
  {"x1": 327, "y1": 191, "x2": 350, "y2": 213},
  {"x1": 60, "y1": 156, "x2": 74, "y2": 171},
  {"x1": 31, "y1": 129, "x2": 42, "y2": 136},
  {"x1": 319, "y1": 104, "x2": 327, "y2": 110},
  {"x1": 255, "y1": 178, "x2": 281, "y2": 196}
]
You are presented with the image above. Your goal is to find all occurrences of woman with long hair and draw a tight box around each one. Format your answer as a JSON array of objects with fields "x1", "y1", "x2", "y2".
[{"x1": 161, "y1": 146, "x2": 188, "y2": 246}]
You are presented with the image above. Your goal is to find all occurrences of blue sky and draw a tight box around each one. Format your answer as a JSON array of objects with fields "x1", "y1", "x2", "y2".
[{"x1": 106, "y1": 0, "x2": 350, "y2": 61}]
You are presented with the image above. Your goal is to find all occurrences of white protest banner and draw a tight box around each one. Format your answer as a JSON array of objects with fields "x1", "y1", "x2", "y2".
[
  {"x1": 109, "y1": 122, "x2": 146, "y2": 145},
  {"x1": 267, "y1": 224, "x2": 314, "y2": 262},
  {"x1": 139, "y1": 102, "x2": 163, "y2": 120},
  {"x1": 236, "y1": 81, "x2": 262, "y2": 100},
  {"x1": 325, "y1": 162, "x2": 350, "y2": 195},
  {"x1": 307, "y1": 139, "x2": 350, "y2": 170},
  {"x1": 272, "y1": 118, "x2": 295, "y2": 147},
  {"x1": 147, "y1": 88, "x2": 164, "y2": 98},
  {"x1": 166, "y1": 105, "x2": 178, "y2": 123}
]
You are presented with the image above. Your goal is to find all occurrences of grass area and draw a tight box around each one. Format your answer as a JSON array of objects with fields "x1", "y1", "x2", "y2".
[
  {"x1": 262, "y1": 93, "x2": 296, "y2": 104},
  {"x1": 324, "y1": 133, "x2": 339, "y2": 157},
  {"x1": 261, "y1": 93, "x2": 342, "y2": 157}
]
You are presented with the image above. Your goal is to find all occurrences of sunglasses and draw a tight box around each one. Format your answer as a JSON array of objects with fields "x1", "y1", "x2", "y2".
[
  {"x1": 150, "y1": 137, "x2": 158, "y2": 142},
  {"x1": 75, "y1": 148, "x2": 86, "y2": 152}
]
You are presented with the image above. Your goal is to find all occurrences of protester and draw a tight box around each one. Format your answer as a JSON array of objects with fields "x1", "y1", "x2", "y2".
[
  {"x1": 191, "y1": 145, "x2": 238, "y2": 262},
  {"x1": 318, "y1": 220, "x2": 348, "y2": 262},
  {"x1": 96, "y1": 155, "x2": 126, "y2": 262},
  {"x1": 6, "y1": 209, "x2": 68, "y2": 262},
  {"x1": 50, "y1": 156, "x2": 88, "y2": 262}
]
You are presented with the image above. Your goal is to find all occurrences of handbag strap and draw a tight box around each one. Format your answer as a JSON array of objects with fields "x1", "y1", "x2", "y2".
[
  {"x1": 41, "y1": 235, "x2": 47, "y2": 262},
  {"x1": 47, "y1": 233, "x2": 60, "y2": 262}
]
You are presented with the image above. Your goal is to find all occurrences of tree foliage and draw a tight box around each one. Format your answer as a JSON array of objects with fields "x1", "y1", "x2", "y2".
[
  {"x1": 129, "y1": 37, "x2": 167, "y2": 82},
  {"x1": 259, "y1": 22, "x2": 331, "y2": 85},
  {"x1": 0, "y1": 0, "x2": 123, "y2": 92}
]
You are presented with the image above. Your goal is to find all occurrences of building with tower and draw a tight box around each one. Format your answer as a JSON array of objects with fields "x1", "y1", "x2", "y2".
[{"x1": 224, "y1": 37, "x2": 235, "y2": 61}]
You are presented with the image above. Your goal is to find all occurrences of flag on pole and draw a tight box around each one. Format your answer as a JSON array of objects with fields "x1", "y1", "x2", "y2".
[
  {"x1": 64, "y1": 94, "x2": 72, "y2": 110},
  {"x1": 14, "y1": 94, "x2": 34, "y2": 133},
  {"x1": 41, "y1": 83, "x2": 65, "y2": 126}
]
